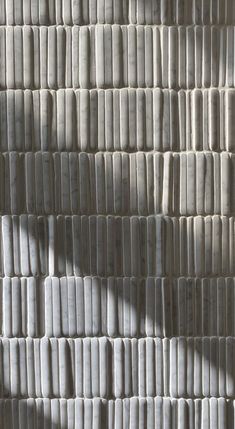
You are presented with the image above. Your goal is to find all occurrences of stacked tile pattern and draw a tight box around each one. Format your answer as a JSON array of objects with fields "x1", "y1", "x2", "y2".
[{"x1": 1, "y1": 1, "x2": 235, "y2": 428}]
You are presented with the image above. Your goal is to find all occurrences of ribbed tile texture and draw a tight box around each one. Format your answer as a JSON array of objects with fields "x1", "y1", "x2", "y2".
[
  {"x1": 1, "y1": 0, "x2": 235, "y2": 25},
  {"x1": 0, "y1": 1, "x2": 234, "y2": 429},
  {"x1": 1, "y1": 89, "x2": 235, "y2": 152},
  {"x1": 2, "y1": 25, "x2": 235, "y2": 89},
  {"x1": 1, "y1": 336, "x2": 235, "y2": 399},
  {"x1": 2, "y1": 277, "x2": 235, "y2": 338}
]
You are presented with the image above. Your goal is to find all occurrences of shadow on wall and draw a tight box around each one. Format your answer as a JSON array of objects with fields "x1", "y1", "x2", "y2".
[
  {"x1": 0, "y1": 397, "x2": 110, "y2": 428},
  {"x1": 0, "y1": 224, "x2": 235, "y2": 426},
  {"x1": 1, "y1": 10, "x2": 234, "y2": 429}
]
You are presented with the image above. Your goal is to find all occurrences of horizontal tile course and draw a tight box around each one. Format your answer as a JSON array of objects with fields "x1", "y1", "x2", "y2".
[
  {"x1": 2, "y1": 89, "x2": 235, "y2": 152},
  {"x1": 2, "y1": 276, "x2": 235, "y2": 338},
  {"x1": 1, "y1": 0, "x2": 235, "y2": 26},
  {"x1": 0, "y1": 151, "x2": 234, "y2": 216},
  {"x1": 0, "y1": 397, "x2": 233, "y2": 429},
  {"x1": 0, "y1": 336, "x2": 235, "y2": 399},
  {"x1": 1, "y1": 26, "x2": 235, "y2": 89},
  {"x1": 0, "y1": 214, "x2": 234, "y2": 277}
]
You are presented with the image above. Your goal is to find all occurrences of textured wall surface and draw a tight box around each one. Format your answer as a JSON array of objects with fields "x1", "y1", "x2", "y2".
[{"x1": 1, "y1": 1, "x2": 235, "y2": 428}]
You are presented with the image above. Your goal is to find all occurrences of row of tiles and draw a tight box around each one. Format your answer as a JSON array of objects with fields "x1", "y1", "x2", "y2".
[
  {"x1": 1, "y1": 26, "x2": 235, "y2": 89},
  {"x1": 0, "y1": 397, "x2": 232, "y2": 429},
  {"x1": 2, "y1": 276, "x2": 235, "y2": 338},
  {"x1": 0, "y1": 397, "x2": 234, "y2": 429},
  {"x1": 1, "y1": 336, "x2": 235, "y2": 398},
  {"x1": 1, "y1": 0, "x2": 234, "y2": 26},
  {"x1": 0, "y1": 151, "x2": 234, "y2": 215},
  {"x1": 0, "y1": 214, "x2": 234, "y2": 277},
  {"x1": 1, "y1": 89, "x2": 235, "y2": 152}
]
